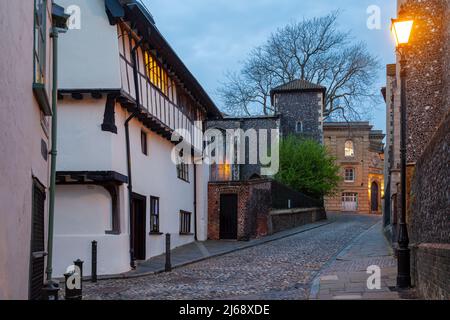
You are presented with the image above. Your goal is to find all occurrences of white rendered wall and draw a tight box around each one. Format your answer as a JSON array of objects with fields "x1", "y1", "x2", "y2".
[
  {"x1": 53, "y1": 185, "x2": 130, "y2": 277},
  {"x1": 58, "y1": 0, "x2": 121, "y2": 90},
  {"x1": 196, "y1": 163, "x2": 210, "y2": 241},
  {"x1": 0, "y1": 0, "x2": 53, "y2": 299},
  {"x1": 57, "y1": 98, "x2": 118, "y2": 172},
  {"x1": 123, "y1": 107, "x2": 196, "y2": 258},
  {"x1": 55, "y1": 102, "x2": 206, "y2": 275}
]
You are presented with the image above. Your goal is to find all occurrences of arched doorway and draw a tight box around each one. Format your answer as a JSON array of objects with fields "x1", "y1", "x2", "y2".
[{"x1": 371, "y1": 181, "x2": 379, "y2": 213}]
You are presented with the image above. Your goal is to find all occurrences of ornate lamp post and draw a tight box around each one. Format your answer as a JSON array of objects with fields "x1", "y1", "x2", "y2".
[{"x1": 391, "y1": 18, "x2": 414, "y2": 289}]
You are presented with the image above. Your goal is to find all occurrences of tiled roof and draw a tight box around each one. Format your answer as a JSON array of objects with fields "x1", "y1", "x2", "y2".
[{"x1": 271, "y1": 79, "x2": 326, "y2": 93}]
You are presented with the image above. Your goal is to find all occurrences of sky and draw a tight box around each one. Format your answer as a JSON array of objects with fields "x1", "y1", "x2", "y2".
[{"x1": 142, "y1": 0, "x2": 398, "y2": 132}]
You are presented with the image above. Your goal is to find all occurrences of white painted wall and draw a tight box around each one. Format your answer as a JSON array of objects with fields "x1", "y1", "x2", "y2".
[
  {"x1": 54, "y1": 101, "x2": 207, "y2": 275},
  {"x1": 0, "y1": 0, "x2": 53, "y2": 299},
  {"x1": 53, "y1": 185, "x2": 130, "y2": 277},
  {"x1": 196, "y1": 163, "x2": 210, "y2": 241},
  {"x1": 57, "y1": 98, "x2": 118, "y2": 172},
  {"x1": 58, "y1": 0, "x2": 121, "y2": 90},
  {"x1": 123, "y1": 107, "x2": 196, "y2": 258}
]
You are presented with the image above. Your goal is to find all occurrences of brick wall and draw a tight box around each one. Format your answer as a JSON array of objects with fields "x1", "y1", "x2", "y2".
[
  {"x1": 208, "y1": 179, "x2": 326, "y2": 240},
  {"x1": 411, "y1": 243, "x2": 450, "y2": 299},
  {"x1": 208, "y1": 179, "x2": 272, "y2": 240}
]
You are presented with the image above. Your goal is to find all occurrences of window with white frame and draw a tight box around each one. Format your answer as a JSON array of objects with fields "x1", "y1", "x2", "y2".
[
  {"x1": 34, "y1": 0, "x2": 47, "y2": 84},
  {"x1": 345, "y1": 140, "x2": 354, "y2": 157},
  {"x1": 344, "y1": 168, "x2": 355, "y2": 182}
]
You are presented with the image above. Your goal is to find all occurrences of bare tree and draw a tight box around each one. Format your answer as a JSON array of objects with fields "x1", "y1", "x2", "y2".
[{"x1": 218, "y1": 11, "x2": 380, "y2": 119}]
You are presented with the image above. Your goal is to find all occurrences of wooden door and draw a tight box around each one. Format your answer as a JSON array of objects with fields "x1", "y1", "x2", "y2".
[
  {"x1": 131, "y1": 193, "x2": 146, "y2": 261},
  {"x1": 219, "y1": 194, "x2": 238, "y2": 240},
  {"x1": 371, "y1": 182, "x2": 379, "y2": 212},
  {"x1": 29, "y1": 179, "x2": 46, "y2": 300}
]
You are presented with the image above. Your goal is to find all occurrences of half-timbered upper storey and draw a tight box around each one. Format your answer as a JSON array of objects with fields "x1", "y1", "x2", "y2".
[{"x1": 58, "y1": 0, "x2": 221, "y2": 149}]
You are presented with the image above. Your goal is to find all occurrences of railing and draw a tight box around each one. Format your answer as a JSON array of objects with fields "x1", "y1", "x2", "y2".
[
  {"x1": 119, "y1": 54, "x2": 203, "y2": 149},
  {"x1": 271, "y1": 180, "x2": 322, "y2": 209}
]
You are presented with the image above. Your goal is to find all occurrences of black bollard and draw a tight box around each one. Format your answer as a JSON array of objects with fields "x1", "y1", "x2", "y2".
[
  {"x1": 91, "y1": 241, "x2": 97, "y2": 283},
  {"x1": 165, "y1": 233, "x2": 172, "y2": 272},
  {"x1": 64, "y1": 259, "x2": 83, "y2": 300}
]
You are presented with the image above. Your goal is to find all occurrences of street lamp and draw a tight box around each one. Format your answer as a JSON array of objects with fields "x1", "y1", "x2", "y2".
[{"x1": 391, "y1": 18, "x2": 414, "y2": 289}]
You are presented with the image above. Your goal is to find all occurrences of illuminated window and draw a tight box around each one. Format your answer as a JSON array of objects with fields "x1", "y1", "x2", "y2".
[
  {"x1": 345, "y1": 140, "x2": 354, "y2": 157},
  {"x1": 144, "y1": 51, "x2": 169, "y2": 96},
  {"x1": 344, "y1": 168, "x2": 355, "y2": 182}
]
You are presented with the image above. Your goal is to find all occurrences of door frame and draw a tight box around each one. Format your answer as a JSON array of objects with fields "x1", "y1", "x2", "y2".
[
  {"x1": 219, "y1": 193, "x2": 238, "y2": 240},
  {"x1": 131, "y1": 192, "x2": 147, "y2": 261}
]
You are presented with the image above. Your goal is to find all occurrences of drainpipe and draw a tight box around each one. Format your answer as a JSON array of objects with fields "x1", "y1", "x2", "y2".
[
  {"x1": 126, "y1": 36, "x2": 144, "y2": 269},
  {"x1": 43, "y1": 24, "x2": 67, "y2": 297},
  {"x1": 193, "y1": 162, "x2": 198, "y2": 241}
]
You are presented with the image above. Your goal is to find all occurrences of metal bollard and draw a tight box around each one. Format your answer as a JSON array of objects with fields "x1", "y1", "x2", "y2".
[
  {"x1": 165, "y1": 233, "x2": 172, "y2": 272},
  {"x1": 91, "y1": 241, "x2": 97, "y2": 283},
  {"x1": 65, "y1": 259, "x2": 83, "y2": 300}
]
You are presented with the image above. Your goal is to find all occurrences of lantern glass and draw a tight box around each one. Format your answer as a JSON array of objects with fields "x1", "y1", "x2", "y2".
[{"x1": 391, "y1": 19, "x2": 414, "y2": 47}]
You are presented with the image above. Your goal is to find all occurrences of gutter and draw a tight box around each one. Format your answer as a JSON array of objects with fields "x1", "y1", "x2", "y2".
[
  {"x1": 125, "y1": 35, "x2": 144, "y2": 269},
  {"x1": 193, "y1": 162, "x2": 198, "y2": 241}
]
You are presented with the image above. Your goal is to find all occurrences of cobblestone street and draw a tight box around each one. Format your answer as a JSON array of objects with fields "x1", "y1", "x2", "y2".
[{"x1": 83, "y1": 214, "x2": 389, "y2": 300}]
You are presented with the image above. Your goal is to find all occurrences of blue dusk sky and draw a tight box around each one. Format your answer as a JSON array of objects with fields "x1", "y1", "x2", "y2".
[{"x1": 142, "y1": 0, "x2": 398, "y2": 132}]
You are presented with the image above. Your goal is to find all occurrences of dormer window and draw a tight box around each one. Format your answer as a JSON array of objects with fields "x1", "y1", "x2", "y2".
[
  {"x1": 345, "y1": 140, "x2": 354, "y2": 157},
  {"x1": 144, "y1": 51, "x2": 169, "y2": 96}
]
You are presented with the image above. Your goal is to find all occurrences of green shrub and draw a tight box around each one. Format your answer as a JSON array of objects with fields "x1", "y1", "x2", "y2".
[{"x1": 275, "y1": 135, "x2": 340, "y2": 198}]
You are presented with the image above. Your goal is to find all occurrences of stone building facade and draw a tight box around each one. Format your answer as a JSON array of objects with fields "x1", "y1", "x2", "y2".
[
  {"x1": 382, "y1": 0, "x2": 450, "y2": 299},
  {"x1": 206, "y1": 116, "x2": 280, "y2": 181},
  {"x1": 206, "y1": 79, "x2": 327, "y2": 240},
  {"x1": 271, "y1": 79, "x2": 325, "y2": 143},
  {"x1": 323, "y1": 122, "x2": 385, "y2": 215},
  {"x1": 206, "y1": 79, "x2": 325, "y2": 182}
]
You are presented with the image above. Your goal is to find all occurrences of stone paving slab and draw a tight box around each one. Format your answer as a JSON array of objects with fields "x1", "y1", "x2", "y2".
[{"x1": 309, "y1": 220, "x2": 418, "y2": 300}]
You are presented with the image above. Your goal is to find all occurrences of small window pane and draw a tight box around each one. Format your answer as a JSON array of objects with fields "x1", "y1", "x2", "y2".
[
  {"x1": 141, "y1": 131, "x2": 148, "y2": 155},
  {"x1": 345, "y1": 140, "x2": 354, "y2": 157},
  {"x1": 344, "y1": 168, "x2": 355, "y2": 182},
  {"x1": 150, "y1": 197, "x2": 159, "y2": 233},
  {"x1": 179, "y1": 211, "x2": 191, "y2": 234}
]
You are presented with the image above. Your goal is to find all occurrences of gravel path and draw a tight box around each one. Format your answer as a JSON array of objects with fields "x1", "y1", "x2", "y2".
[{"x1": 83, "y1": 213, "x2": 380, "y2": 300}]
